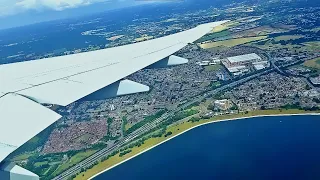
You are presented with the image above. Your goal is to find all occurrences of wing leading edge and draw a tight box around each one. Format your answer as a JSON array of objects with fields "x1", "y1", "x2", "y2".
[{"x1": 0, "y1": 20, "x2": 229, "y2": 163}]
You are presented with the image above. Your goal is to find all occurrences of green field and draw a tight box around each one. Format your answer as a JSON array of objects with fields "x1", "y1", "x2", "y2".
[
  {"x1": 302, "y1": 41, "x2": 320, "y2": 52},
  {"x1": 34, "y1": 161, "x2": 49, "y2": 168},
  {"x1": 250, "y1": 39, "x2": 319, "y2": 54},
  {"x1": 52, "y1": 150, "x2": 97, "y2": 177},
  {"x1": 199, "y1": 36, "x2": 267, "y2": 49},
  {"x1": 274, "y1": 35, "x2": 304, "y2": 41},
  {"x1": 204, "y1": 64, "x2": 222, "y2": 71},
  {"x1": 303, "y1": 57, "x2": 320, "y2": 70},
  {"x1": 210, "y1": 21, "x2": 238, "y2": 33},
  {"x1": 74, "y1": 109, "x2": 319, "y2": 180},
  {"x1": 196, "y1": 30, "x2": 231, "y2": 43},
  {"x1": 195, "y1": 21, "x2": 240, "y2": 43},
  {"x1": 125, "y1": 123, "x2": 133, "y2": 131},
  {"x1": 12, "y1": 152, "x2": 36, "y2": 161},
  {"x1": 200, "y1": 81, "x2": 211, "y2": 88}
]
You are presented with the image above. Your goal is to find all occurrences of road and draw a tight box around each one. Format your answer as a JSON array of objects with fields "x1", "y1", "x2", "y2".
[
  {"x1": 53, "y1": 68, "x2": 273, "y2": 180},
  {"x1": 270, "y1": 57, "x2": 316, "y2": 89}
]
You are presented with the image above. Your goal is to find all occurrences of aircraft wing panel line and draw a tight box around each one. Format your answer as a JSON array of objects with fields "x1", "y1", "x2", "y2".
[
  {"x1": 17, "y1": 42, "x2": 187, "y2": 106},
  {"x1": 0, "y1": 21, "x2": 229, "y2": 106},
  {"x1": 0, "y1": 20, "x2": 229, "y2": 163}
]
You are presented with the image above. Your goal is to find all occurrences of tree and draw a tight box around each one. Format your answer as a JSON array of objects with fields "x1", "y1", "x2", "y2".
[
  {"x1": 305, "y1": 84, "x2": 312, "y2": 90},
  {"x1": 207, "y1": 104, "x2": 214, "y2": 111},
  {"x1": 164, "y1": 131, "x2": 173, "y2": 137}
]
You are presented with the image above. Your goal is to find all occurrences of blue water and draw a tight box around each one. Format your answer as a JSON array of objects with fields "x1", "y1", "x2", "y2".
[{"x1": 94, "y1": 115, "x2": 320, "y2": 180}]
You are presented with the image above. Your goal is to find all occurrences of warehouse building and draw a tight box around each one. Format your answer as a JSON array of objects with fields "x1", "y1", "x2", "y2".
[
  {"x1": 225, "y1": 53, "x2": 262, "y2": 67},
  {"x1": 222, "y1": 53, "x2": 269, "y2": 76}
]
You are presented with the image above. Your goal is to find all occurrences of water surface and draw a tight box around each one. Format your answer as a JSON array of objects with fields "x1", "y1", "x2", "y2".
[{"x1": 95, "y1": 115, "x2": 320, "y2": 180}]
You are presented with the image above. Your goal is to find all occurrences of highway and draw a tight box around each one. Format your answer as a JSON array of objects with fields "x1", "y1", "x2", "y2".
[
  {"x1": 270, "y1": 57, "x2": 317, "y2": 89},
  {"x1": 53, "y1": 68, "x2": 273, "y2": 180}
]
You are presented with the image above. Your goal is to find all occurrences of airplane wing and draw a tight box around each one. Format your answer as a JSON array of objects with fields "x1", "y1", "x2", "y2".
[{"x1": 0, "y1": 20, "x2": 228, "y2": 163}]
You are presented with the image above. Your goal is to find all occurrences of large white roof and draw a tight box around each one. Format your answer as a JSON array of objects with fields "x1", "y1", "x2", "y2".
[
  {"x1": 227, "y1": 65, "x2": 247, "y2": 73},
  {"x1": 227, "y1": 53, "x2": 261, "y2": 63}
]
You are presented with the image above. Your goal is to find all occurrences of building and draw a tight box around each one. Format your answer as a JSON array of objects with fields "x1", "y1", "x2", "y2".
[
  {"x1": 214, "y1": 99, "x2": 233, "y2": 111},
  {"x1": 198, "y1": 60, "x2": 210, "y2": 66},
  {"x1": 225, "y1": 53, "x2": 262, "y2": 67},
  {"x1": 197, "y1": 57, "x2": 221, "y2": 66},
  {"x1": 310, "y1": 75, "x2": 320, "y2": 86},
  {"x1": 222, "y1": 53, "x2": 269, "y2": 76},
  {"x1": 253, "y1": 61, "x2": 270, "y2": 70}
]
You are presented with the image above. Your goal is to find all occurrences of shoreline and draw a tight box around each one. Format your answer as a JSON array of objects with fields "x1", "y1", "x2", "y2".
[{"x1": 88, "y1": 112, "x2": 320, "y2": 180}]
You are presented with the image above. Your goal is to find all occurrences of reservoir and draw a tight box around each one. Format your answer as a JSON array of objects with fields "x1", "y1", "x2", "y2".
[{"x1": 94, "y1": 115, "x2": 320, "y2": 180}]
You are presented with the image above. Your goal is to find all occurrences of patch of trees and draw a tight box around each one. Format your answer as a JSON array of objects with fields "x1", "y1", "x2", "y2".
[
  {"x1": 305, "y1": 84, "x2": 312, "y2": 90},
  {"x1": 91, "y1": 143, "x2": 106, "y2": 150},
  {"x1": 230, "y1": 104, "x2": 238, "y2": 110},
  {"x1": 122, "y1": 116, "x2": 128, "y2": 133},
  {"x1": 150, "y1": 128, "x2": 166, "y2": 138},
  {"x1": 303, "y1": 106, "x2": 320, "y2": 111},
  {"x1": 101, "y1": 116, "x2": 120, "y2": 141},
  {"x1": 281, "y1": 103, "x2": 301, "y2": 110},
  {"x1": 188, "y1": 117, "x2": 201, "y2": 123},
  {"x1": 119, "y1": 149, "x2": 132, "y2": 157},
  {"x1": 261, "y1": 106, "x2": 269, "y2": 110},
  {"x1": 281, "y1": 103, "x2": 320, "y2": 111},
  {"x1": 164, "y1": 131, "x2": 173, "y2": 137},
  {"x1": 159, "y1": 109, "x2": 199, "y2": 129},
  {"x1": 171, "y1": 109, "x2": 199, "y2": 122},
  {"x1": 313, "y1": 98, "x2": 320, "y2": 103}
]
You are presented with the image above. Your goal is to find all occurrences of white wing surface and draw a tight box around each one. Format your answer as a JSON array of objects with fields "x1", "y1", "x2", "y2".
[
  {"x1": 0, "y1": 94, "x2": 61, "y2": 162},
  {"x1": 0, "y1": 20, "x2": 228, "y2": 162}
]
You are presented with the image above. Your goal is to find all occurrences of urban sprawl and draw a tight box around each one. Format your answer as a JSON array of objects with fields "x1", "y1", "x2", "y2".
[{"x1": 6, "y1": 1, "x2": 320, "y2": 180}]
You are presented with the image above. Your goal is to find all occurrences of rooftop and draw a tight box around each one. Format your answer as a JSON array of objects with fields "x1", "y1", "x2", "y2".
[
  {"x1": 227, "y1": 53, "x2": 261, "y2": 63},
  {"x1": 227, "y1": 65, "x2": 247, "y2": 73}
]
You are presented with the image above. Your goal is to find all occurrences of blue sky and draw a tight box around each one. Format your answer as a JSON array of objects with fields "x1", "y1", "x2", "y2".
[{"x1": 0, "y1": 0, "x2": 159, "y2": 29}]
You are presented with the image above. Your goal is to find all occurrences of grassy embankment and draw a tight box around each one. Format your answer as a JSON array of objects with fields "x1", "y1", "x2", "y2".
[{"x1": 74, "y1": 109, "x2": 319, "y2": 180}]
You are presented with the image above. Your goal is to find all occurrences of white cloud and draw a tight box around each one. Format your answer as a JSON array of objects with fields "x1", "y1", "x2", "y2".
[
  {"x1": 16, "y1": 0, "x2": 108, "y2": 11},
  {"x1": 0, "y1": 0, "x2": 110, "y2": 16}
]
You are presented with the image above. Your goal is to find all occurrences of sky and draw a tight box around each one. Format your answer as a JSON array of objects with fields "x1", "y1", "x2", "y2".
[{"x1": 0, "y1": 0, "x2": 160, "y2": 29}]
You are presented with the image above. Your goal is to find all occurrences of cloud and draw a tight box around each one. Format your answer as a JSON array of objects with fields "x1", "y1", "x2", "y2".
[
  {"x1": 0, "y1": 0, "x2": 110, "y2": 16},
  {"x1": 16, "y1": 0, "x2": 108, "y2": 11}
]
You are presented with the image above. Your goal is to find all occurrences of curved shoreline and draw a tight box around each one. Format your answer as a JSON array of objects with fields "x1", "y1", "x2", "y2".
[{"x1": 88, "y1": 113, "x2": 320, "y2": 180}]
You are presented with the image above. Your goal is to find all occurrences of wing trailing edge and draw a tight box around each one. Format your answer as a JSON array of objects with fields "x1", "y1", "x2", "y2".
[
  {"x1": 0, "y1": 94, "x2": 61, "y2": 163},
  {"x1": 0, "y1": 20, "x2": 230, "y2": 166}
]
